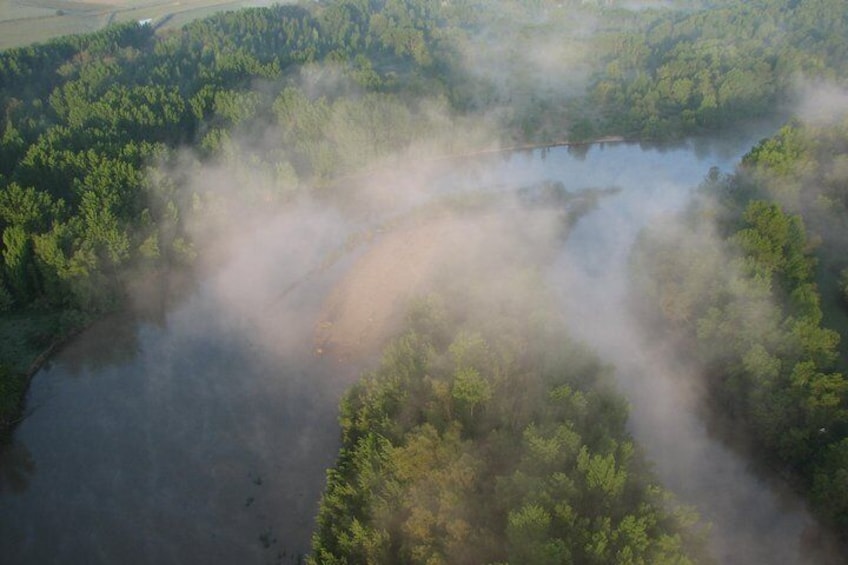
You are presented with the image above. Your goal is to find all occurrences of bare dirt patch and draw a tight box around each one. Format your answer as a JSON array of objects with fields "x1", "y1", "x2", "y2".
[
  {"x1": 314, "y1": 213, "x2": 466, "y2": 361},
  {"x1": 313, "y1": 202, "x2": 564, "y2": 361}
]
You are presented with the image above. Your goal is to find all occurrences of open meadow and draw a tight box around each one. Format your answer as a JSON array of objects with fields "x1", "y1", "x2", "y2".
[{"x1": 0, "y1": 0, "x2": 276, "y2": 49}]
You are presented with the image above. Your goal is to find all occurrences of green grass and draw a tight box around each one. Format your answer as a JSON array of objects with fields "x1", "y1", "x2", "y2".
[{"x1": 0, "y1": 16, "x2": 103, "y2": 50}]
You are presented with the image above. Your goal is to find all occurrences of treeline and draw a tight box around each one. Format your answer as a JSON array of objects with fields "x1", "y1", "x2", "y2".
[
  {"x1": 0, "y1": 1, "x2": 478, "y2": 317},
  {"x1": 4, "y1": 0, "x2": 848, "y2": 316},
  {"x1": 311, "y1": 293, "x2": 707, "y2": 564},
  {"x1": 630, "y1": 120, "x2": 848, "y2": 539},
  {"x1": 589, "y1": 0, "x2": 848, "y2": 138}
]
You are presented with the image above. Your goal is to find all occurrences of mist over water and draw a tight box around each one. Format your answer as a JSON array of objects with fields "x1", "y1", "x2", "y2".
[
  {"x1": 0, "y1": 125, "x2": 838, "y2": 563},
  {"x1": 546, "y1": 142, "x2": 831, "y2": 564},
  {"x1": 0, "y1": 274, "x2": 351, "y2": 563}
]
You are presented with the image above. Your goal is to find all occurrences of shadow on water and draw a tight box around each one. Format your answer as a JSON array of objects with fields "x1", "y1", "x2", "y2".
[
  {"x1": 49, "y1": 270, "x2": 198, "y2": 379},
  {"x1": 54, "y1": 314, "x2": 141, "y2": 377},
  {"x1": 0, "y1": 441, "x2": 35, "y2": 494}
]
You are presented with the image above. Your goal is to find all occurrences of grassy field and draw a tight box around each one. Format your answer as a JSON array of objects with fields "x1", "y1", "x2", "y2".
[{"x1": 0, "y1": 0, "x2": 280, "y2": 50}]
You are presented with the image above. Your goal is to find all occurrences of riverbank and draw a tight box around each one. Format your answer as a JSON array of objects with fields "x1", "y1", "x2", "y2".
[
  {"x1": 0, "y1": 267, "x2": 197, "y2": 441},
  {"x1": 0, "y1": 309, "x2": 92, "y2": 440}
]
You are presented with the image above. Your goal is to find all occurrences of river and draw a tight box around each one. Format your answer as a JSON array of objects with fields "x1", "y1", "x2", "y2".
[{"x1": 0, "y1": 125, "x2": 837, "y2": 564}]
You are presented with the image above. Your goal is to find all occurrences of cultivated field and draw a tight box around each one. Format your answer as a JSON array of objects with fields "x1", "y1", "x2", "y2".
[{"x1": 0, "y1": 0, "x2": 278, "y2": 50}]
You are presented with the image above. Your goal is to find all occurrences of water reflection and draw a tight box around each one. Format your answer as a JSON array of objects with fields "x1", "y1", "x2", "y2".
[
  {"x1": 0, "y1": 441, "x2": 35, "y2": 494},
  {"x1": 57, "y1": 315, "x2": 140, "y2": 377},
  {"x1": 58, "y1": 271, "x2": 195, "y2": 378},
  {"x1": 565, "y1": 142, "x2": 590, "y2": 160}
]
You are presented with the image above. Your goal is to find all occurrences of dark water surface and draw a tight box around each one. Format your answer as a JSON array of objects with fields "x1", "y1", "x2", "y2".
[
  {"x1": 0, "y1": 261, "x2": 357, "y2": 563},
  {"x1": 2, "y1": 126, "x2": 835, "y2": 564}
]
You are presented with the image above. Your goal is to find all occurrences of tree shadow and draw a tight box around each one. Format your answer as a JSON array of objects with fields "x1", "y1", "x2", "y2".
[{"x1": 0, "y1": 440, "x2": 36, "y2": 494}]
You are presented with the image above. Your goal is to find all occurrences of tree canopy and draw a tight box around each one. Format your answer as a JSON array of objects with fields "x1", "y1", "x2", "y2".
[
  {"x1": 311, "y1": 294, "x2": 706, "y2": 564},
  {"x1": 630, "y1": 120, "x2": 848, "y2": 539}
]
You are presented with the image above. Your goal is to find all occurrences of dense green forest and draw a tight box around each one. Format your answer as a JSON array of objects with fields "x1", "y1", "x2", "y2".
[
  {"x1": 631, "y1": 119, "x2": 848, "y2": 541},
  {"x1": 2, "y1": 0, "x2": 848, "y2": 561},
  {"x1": 589, "y1": 0, "x2": 848, "y2": 137},
  {"x1": 311, "y1": 290, "x2": 707, "y2": 564}
]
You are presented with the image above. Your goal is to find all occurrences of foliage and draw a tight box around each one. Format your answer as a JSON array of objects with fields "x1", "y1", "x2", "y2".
[
  {"x1": 589, "y1": 0, "x2": 848, "y2": 138},
  {"x1": 3, "y1": 0, "x2": 848, "y2": 315},
  {"x1": 630, "y1": 122, "x2": 848, "y2": 541},
  {"x1": 311, "y1": 296, "x2": 706, "y2": 564}
]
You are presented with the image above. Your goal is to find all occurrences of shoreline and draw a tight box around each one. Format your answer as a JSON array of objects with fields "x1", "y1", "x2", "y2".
[
  {"x1": 319, "y1": 135, "x2": 635, "y2": 194},
  {"x1": 0, "y1": 267, "x2": 194, "y2": 440},
  {"x1": 1, "y1": 317, "x2": 92, "y2": 437}
]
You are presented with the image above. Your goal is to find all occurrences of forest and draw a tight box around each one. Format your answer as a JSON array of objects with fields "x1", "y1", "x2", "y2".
[
  {"x1": 1, "y1": 0, "x2": 848, "y2": 562},
  {"x1": 311, "y1": 290, "x2": 708, "y2": 564},
  {"x1": 631, "y1": 118, "x2": 848, "y2": 542}
]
